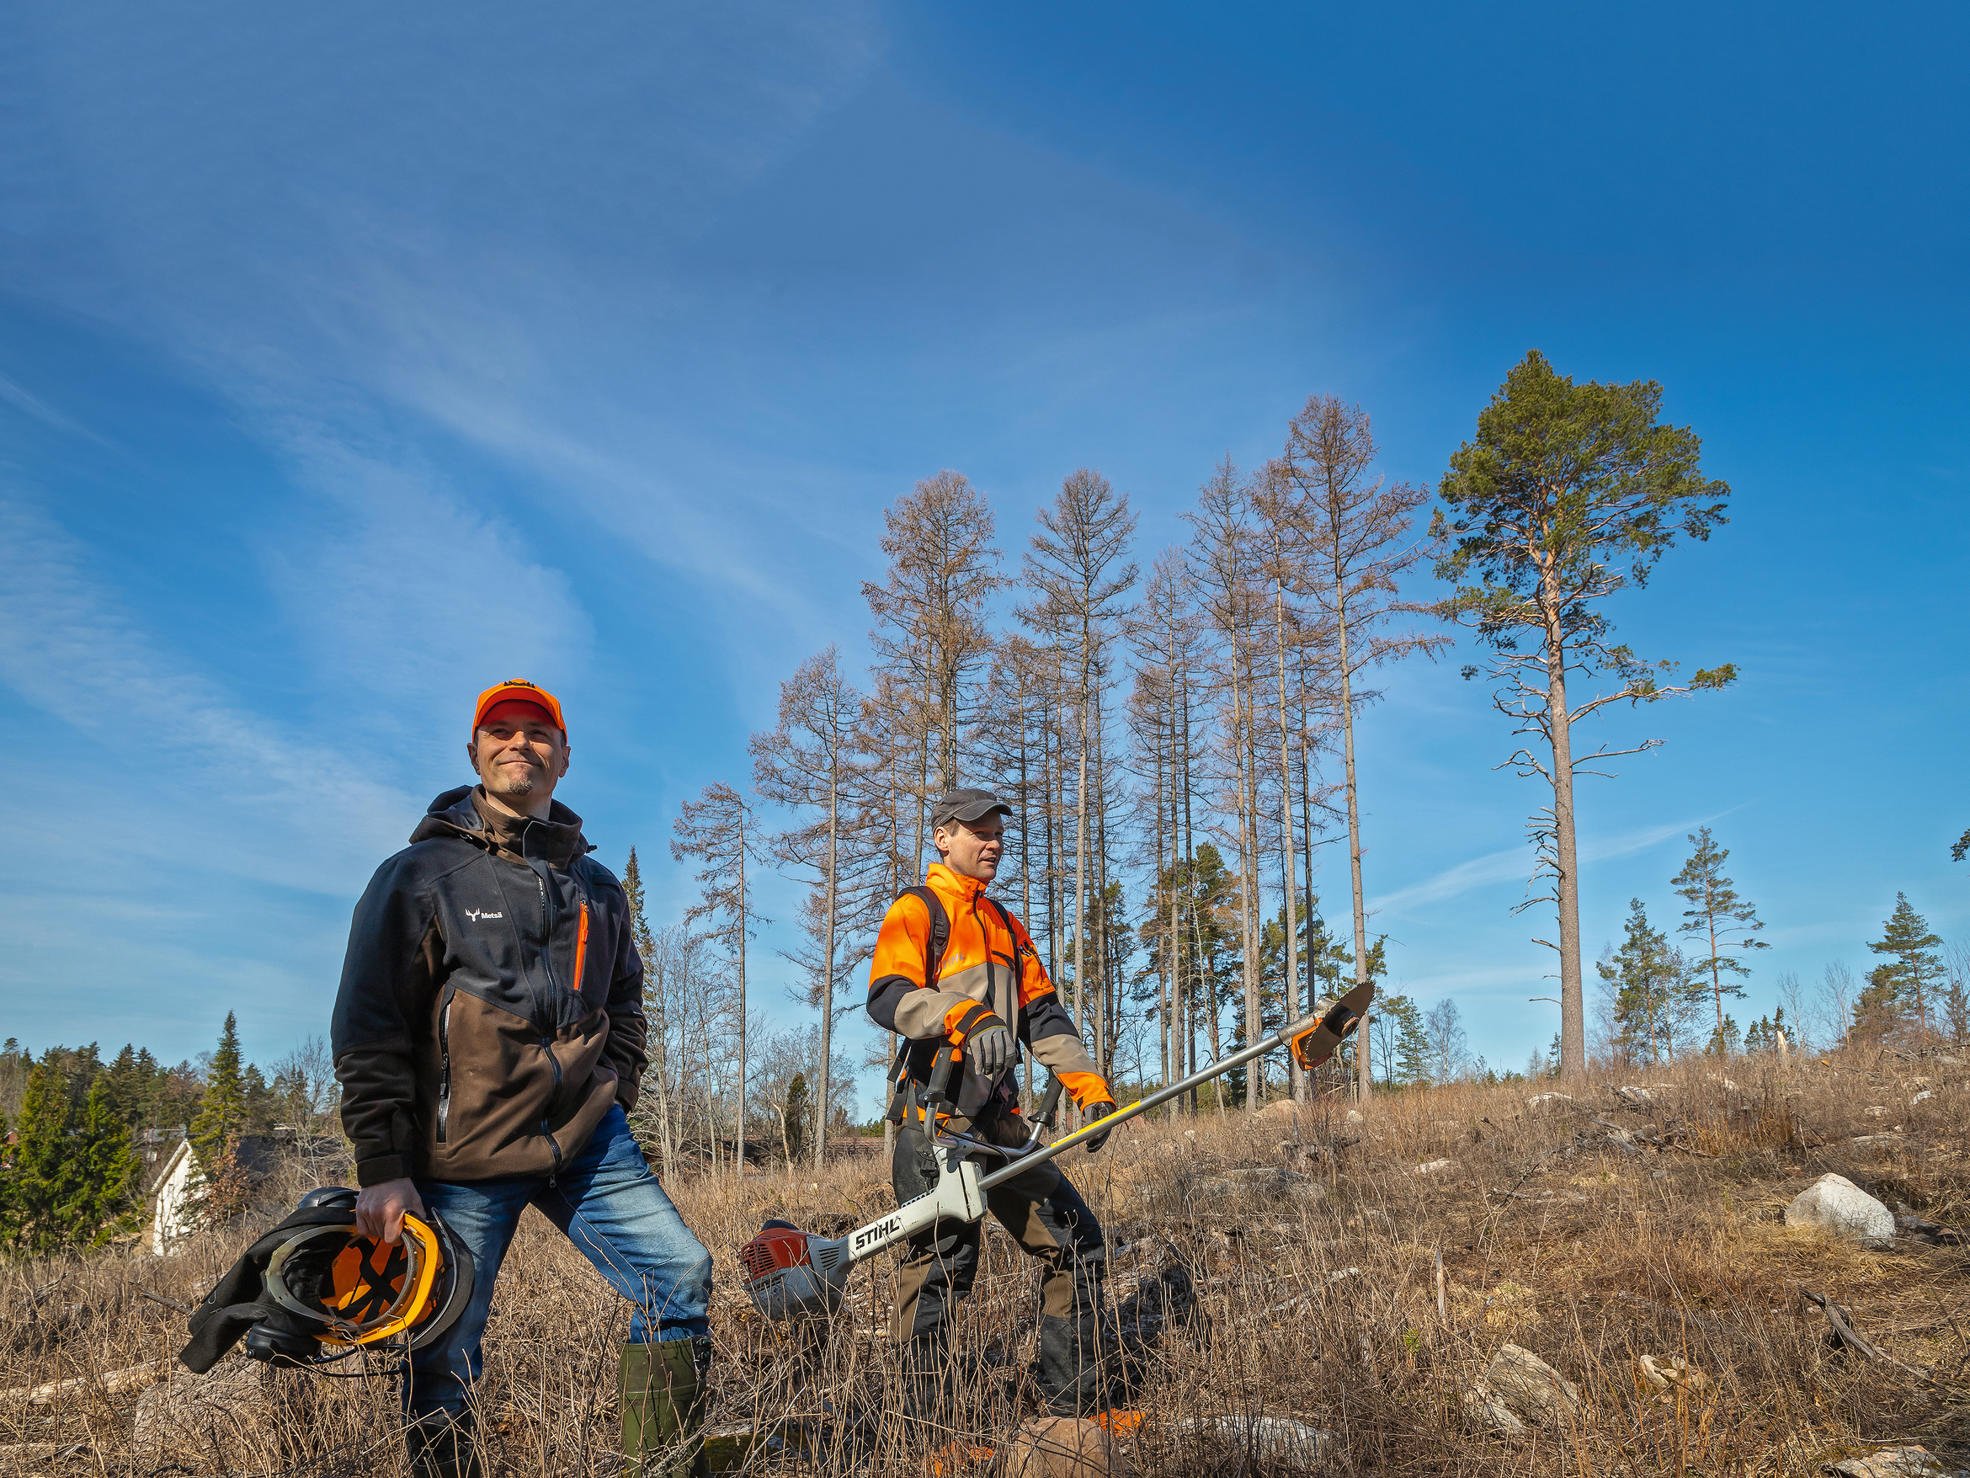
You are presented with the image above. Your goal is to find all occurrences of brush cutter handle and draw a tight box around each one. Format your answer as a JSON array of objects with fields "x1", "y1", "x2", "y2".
[
  {"x1": 1033, "y1": 1074, "x2": 1064, "y2": 1128},
  {"x1": 924, "y1": 1048, "x2": 956, "y2": 1109},
  {"x1": 930, "y1": 1074, "x2": 1066, "y2": 1162}
]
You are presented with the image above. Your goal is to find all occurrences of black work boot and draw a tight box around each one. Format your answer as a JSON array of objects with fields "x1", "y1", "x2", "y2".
[
  {"x1": 1038, "y1": 1310, "x2": 1117, "y2": 1417},
  {"x1": 405, "y1": 1411, "x2": 483, "y2": 1478},
  {"x1": 620, "y1": 1337, "x2": 711, "y2": 1476},
  {"x1": 899, "y1": 1332, "x2": 956, "y2": 1426}
]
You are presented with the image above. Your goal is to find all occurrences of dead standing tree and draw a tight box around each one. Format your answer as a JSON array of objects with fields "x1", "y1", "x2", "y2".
[
  {"x1": 751, "y1": 646, "x2": 871, "y2": 1168},
  {"x1": 1021, "y1": 469, "x2": 1138, "y2": 1075},
  {"x1": 971, "y1": 636, "x2": 1050, "y2": 941},
  {"x1": 1277, "y1": 394, "x2": 1446, "y2": 1100},
  {"x1": 1124, "y1": 551, "x2": 1204, "y2": 1095},
  {"x1": 670, "y1": 781, "x2": 768, "y2": 1171},
  {"x1": 1186, "y1": 459, "x2": 1271, "y2": 1110},
  {"x1": 971, "y1": 635, "x2": 1078, "y2": 1115},
  {"x1": 1434, "y1": 351, "x2": 1735, "y2": 1081},
  {"x1": 1251, "y1": 462, "x2": 1317, "y2": 1100},
  {"x1": 862, "y1": 469, "x2": 1005, "y2": 873}
]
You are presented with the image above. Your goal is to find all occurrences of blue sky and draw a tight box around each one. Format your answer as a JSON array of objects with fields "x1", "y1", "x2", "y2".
[{"x1": 3, "y1": 2, "x2": 1965, "y2": 1095}]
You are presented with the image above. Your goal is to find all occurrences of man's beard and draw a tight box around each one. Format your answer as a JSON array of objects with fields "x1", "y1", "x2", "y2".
[{"x1": 488, "y1": 766, "x2": 540, "y2": 797}]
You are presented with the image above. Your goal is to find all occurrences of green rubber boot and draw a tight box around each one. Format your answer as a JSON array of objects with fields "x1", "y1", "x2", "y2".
[{"x1": 620, "y1": 1338, "x2": 707, "y2": 1477}]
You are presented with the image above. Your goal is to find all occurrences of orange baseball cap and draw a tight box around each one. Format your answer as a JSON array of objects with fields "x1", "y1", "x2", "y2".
[{"x1": 472, "y1": 678, "x2": 567, "y2": 737}]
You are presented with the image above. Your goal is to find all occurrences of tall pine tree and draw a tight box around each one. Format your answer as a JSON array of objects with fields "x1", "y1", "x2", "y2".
[{"x1": 1434, "y1": 352, "x2": 1734, "y2": 1080}]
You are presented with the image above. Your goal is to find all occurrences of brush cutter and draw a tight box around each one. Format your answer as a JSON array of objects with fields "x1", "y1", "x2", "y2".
[{"x1": 740, "y1": 980, "x2": 1374, "y2": 1320}]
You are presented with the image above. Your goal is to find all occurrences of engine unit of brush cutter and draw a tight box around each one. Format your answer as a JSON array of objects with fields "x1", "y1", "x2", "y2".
[
  {"x1": 740, "y1": 1221, "x2": 851, "y2": 1320},
  {"x1": 743, "y1": 1146, "x2": 990, "y2": 1320}
]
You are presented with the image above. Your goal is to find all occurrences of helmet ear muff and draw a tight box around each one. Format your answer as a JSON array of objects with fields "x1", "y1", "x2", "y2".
[{"x1": 242, "y1": 1314, "x2": 328, "y2": 1367}]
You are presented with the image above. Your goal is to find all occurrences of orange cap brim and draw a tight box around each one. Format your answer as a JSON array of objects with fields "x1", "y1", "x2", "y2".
[{"x1": 472, "y1": 680, "x2": 567, "y2": 737}]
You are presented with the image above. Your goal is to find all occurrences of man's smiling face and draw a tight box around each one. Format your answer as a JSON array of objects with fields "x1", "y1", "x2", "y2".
[{"x1": 468, "y1": 698, "x2": 569, "y2": 817}]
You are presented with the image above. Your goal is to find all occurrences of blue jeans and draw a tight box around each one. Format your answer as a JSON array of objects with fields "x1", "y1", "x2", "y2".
[{"x1": 406, "y1": 1104, "x2": 712, "y2": 1421}]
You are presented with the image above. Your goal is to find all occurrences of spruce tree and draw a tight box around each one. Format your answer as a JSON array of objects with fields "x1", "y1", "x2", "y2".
[
  {"x1": 1599, "y1": 899, "x2": 1700, "y2": 1063},
  {"x1": 101, "y1": 1044, "x2": 149, "y2": 1130},
  {"x1": 1861, "y1": 893, "x2": 1946, "y2": 1038},
  {"x1": 77, "y1": 1077, "x2": 143, "y2": 1246},
  {"x1": 7, "y1": 1060, "x2": 83, "y2": 1256},
  {"x1": 189, "y1": 1013, "x2": 249, "y2": 1213},
  {"x1": 1670, "y1": 827, "x2": 1767, "y2": 1052},
  {"x1": 782, "y1": 1072, "x2": 811, "y2": 1166}
]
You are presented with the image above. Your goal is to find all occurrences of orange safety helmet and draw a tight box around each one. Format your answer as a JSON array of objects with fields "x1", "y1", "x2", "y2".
[{"x1": 218, "y1": 1188, "x2": 475, "y2": 1368}]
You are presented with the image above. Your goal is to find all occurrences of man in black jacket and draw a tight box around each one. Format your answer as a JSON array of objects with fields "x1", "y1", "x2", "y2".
[{"x1": 332, "y1": 680, "x2": 710, "y2": 1478}]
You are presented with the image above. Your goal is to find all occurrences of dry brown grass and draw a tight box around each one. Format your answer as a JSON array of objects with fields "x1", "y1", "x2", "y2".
[{"x1": 4, "y1": 1050, "x2": 1966, "y2": 1476}]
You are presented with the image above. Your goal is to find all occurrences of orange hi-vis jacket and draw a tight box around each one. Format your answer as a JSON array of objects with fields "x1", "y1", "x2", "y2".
[{"x1": 868, "y1": 862, "x2": 1110, "y2": 1122}]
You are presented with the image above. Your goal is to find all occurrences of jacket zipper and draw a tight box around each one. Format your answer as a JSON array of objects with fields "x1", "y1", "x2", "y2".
[
  {"x1": 436, "y1": 987, "x2": 455, "y2": 1143},
  {"x1": 523, "y1": 842, "x2": 582, "y2": 1180},
  {"x1": 533, "y1": 870, "x2": 590, "y2": 999},
  {"x1": 542, "y1": 1036, "x2": 563, "y2": 1181},
  {"x1": 534, "y1": 872, "x2": 556, "y2": 990},
  {"x1": 972, "y1": 893, "x2": 994, "y2": 1018}
]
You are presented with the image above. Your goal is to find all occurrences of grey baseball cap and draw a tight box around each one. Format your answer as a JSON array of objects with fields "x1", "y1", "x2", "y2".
[{"x1": 931, "y1": 787, "x2": 1013, "y2": 827}]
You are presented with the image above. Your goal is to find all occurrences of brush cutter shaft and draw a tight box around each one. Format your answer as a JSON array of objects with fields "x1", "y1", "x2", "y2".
[{"x1": 977, "y1": 980, "x2": 1373, "y2": 1193}]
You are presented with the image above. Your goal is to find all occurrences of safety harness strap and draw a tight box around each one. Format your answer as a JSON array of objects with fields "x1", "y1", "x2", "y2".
[{"x1": 886, "y1": 885, "x2": 956, "y2": 1122}]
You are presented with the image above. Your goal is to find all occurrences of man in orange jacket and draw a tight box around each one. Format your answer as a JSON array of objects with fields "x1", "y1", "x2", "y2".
[{"x1": 867, "y1": 787, "x2": 1121, "y2": 1419}]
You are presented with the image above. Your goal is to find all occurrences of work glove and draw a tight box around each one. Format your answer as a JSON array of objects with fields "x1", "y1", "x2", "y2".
[
  {"x1": 961, "y1": 1015, "x2": 1014, "y2": 1079},
  {"x1": 1080, "y1": 1100, "x2": 1118, "y2": 1154}
]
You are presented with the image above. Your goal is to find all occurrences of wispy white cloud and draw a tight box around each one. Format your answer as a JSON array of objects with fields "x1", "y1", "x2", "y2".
[
  {"x1": 259, "y1": 430, "x2": 597, "y2": 742},
  {"x1": 0, "y1": 495, "x2": 416, "y2": 893},
  {"x1": 0, "y1": 371, "x2": 96, "y2": 440},
  {"x1": 1377, "y1": 815, "x2": 1715, "y2": 917},
  {"x1": 10, "y1": 1, "x2": 884, "y2": 647},
  {"x1": 1395, "y1": 964, "x2": 1550, "y2": 1000}
]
